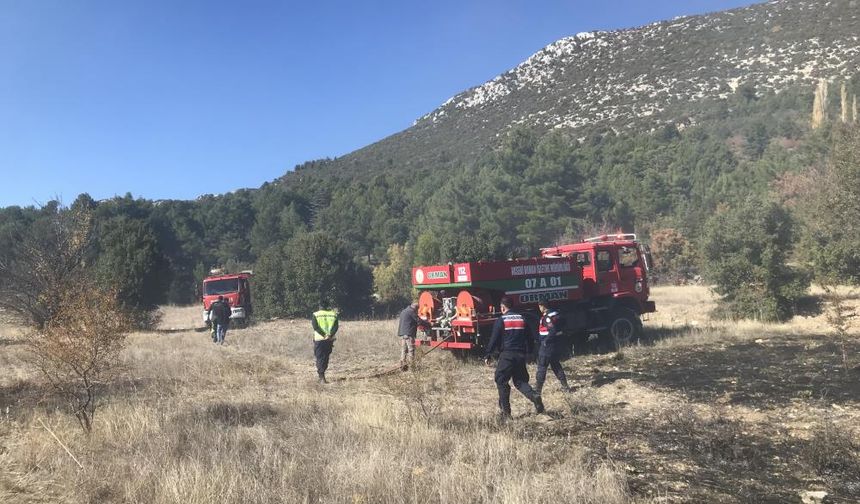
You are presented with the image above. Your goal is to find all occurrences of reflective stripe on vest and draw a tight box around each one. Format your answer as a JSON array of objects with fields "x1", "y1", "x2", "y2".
[
  {"x1": 313, "y1": 310, "x2": 338, "y2": 341},
  {"x1": 502, "y1": 314, "x2": 525, "y2": 331}
]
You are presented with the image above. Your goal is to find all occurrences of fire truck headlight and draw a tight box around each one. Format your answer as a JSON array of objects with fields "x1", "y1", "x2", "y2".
[{"x1": 635, "y1": 281, "x2": 643, "y2": 293}]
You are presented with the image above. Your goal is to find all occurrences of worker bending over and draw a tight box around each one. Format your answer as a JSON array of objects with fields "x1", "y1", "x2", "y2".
[{"x1": 483, "y1": 297, "x2": 544, "y2": 420}]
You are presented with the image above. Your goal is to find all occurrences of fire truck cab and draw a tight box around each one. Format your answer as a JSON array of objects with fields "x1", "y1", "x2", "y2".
[
  {"x1": 540, "y1": 234, "x2": 655, "y2": 316},
  {"x1": 201, "y1": 270, "x2": 253, "y2": 328}
]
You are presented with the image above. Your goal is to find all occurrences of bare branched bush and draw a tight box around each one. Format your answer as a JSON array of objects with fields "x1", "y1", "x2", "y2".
[
  {"x1": 380, "y1": 360, "x2": 455, "y2": 427},
  {"x1": 26, "y1": 285, "x2": 131, "y2": 432},
  {"x1": 0, "y1": 203, "x2": 92, "y2": 329},
  {"x1": 0, "y1": 203, "x2": 132, "y2": 432}
]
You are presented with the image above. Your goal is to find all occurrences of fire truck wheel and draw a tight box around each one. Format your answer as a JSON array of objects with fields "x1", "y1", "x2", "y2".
[{"x1": 607, "y1": 307, "x2": 642, "y2": 349}]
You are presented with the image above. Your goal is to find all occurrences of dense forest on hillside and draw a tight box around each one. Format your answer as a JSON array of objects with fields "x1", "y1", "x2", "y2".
[{"x1": 1, "y1": 79, "x2": 858, "y2": 319}]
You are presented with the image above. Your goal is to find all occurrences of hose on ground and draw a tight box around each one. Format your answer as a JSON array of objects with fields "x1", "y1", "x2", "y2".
[{"x1": 330, "y1": 332, "x2": 455, "y2": 382}]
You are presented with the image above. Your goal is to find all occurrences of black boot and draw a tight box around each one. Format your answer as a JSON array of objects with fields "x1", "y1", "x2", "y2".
[
  {"x1": 533, "y1": 395, "x2": 545, "y2": 414},
  {"x1": 498, "y1": 384, "x2": 512, "y2": 418},
  {"x1": 318, "y1": 374, "x2": 328, "y2": 384}
]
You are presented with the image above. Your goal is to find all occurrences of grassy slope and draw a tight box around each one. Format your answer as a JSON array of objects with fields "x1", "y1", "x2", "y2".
[{"x1": 1, "y1": 286, "x2": 859, "y2": 503}]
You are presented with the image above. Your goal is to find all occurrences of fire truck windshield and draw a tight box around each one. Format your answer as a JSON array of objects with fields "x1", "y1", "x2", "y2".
[{"x1": 204, "y1": 279, "x2": 239, "y2": 295}]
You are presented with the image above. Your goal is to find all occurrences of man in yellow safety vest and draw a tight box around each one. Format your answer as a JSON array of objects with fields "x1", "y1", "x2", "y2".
[{"x1": 311, "y1": 307, "x2": 339, "y2": 384}]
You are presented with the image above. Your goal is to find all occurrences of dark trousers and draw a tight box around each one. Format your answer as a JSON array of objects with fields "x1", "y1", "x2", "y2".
[
  {"x1": 215, "y1": 322, "x2": 228, "y2": 344},
  {"x1": 314, "y1": 339, "x2": 334, "y2": 377},
  {"x1": 494, "y1": 351, "x2": 539, "y2": 414},
  {"x1": 535, "y1": 352, "x2": 569, "y2": 393}
]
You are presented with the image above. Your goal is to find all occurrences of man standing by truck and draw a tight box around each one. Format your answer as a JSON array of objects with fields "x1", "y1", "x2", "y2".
[
  {"x1": 397, "y1": 302, "x2": 427, "y2": 371},
  {"x1": 535, "y1": 300, "x2": 572, "y2": 394},
  {"x1": 483, "y1": 297, "x2": 544, "y2": 420},
  {"x1": 312, "y1": 307, "x2": 339, "y2": 384},
  {"x1": 210, "y1": 295, "x2": 231, "y2": 345}
]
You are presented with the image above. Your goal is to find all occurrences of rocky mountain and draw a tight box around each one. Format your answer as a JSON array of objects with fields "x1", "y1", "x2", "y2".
[{"x1": 289, "y1": 0, "x2": 860, "y2": 179}]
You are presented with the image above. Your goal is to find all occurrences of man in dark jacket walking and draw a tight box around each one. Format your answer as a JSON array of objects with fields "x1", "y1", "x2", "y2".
[
  {"x1": 483, "y1": 297, "x2": 544, "y2": 420},
  {"x1": 535, "y1": 300, "x2": 572, "y2": 394},
  {"x1": 397, "y1": 302, "x2": 427, "y2": 370},
  {"x1": 210, "y1": 296, "x2": 231, "y2": 345}
]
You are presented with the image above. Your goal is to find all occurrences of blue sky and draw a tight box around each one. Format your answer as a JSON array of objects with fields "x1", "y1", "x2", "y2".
[{"x1": 0, "y1": 0, "x2": 759, "y2": 207}]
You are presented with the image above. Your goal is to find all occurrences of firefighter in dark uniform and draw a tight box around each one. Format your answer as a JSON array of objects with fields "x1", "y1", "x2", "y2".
[
  {"x1": 483, "y1": 297, "x2": 544, "y2": 420},
  {"x1": 312, "y1": 308, "x2": 339, "y2": 384},
  {"x1": 535, "y1": 300, "x2": 572, "y2": 394}
]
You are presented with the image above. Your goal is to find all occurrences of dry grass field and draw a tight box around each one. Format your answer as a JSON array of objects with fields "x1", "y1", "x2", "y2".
[{"x1": 2, "y1": 286, "x2": 860, "y2": 503}]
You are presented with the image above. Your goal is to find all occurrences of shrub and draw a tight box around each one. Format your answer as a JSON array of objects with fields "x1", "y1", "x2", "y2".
[
  {"x1": 26, "y1": 284, "x2": 131, "y2": 432},
  {"x1": 94, "y1": 216, "x2": 169, "y2": 317},
  {"x1": 649, "y1": 228, "x2": 698, "y2": 284},
  {"x1": 0, "y1": 203, "x2": 93, "y2": 329},
  {"x1": 254, "y1": 232, "x2": 372, "y2": 318},
  {"x1": 700, "y1": 198, "x2": 810, "y2": 321},
  {"x1": 252, "y1": 245, "x2": 288, "y2": 319},
  {"x1": 797, "y1": 126, "x2": 860, "y2": 284},
  {"x1": 372, "y1": 243, "x2": 414, "y2": 312}
]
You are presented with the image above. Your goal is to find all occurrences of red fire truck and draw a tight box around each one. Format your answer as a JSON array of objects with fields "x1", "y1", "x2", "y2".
[
  {"x1": 201, "y1": 270, "x2": 253, "y2": 328},
  {"x1": 412, "y1": 234, "x2": 655, "y2": 352}
]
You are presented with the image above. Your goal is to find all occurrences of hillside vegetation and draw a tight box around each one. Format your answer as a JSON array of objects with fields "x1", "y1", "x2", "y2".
[
  {"x1": 2, "y1": 0, "x2": 859, "y2": 320},
  {"x1": 3, "y1": 89, "x2": 858, "y2": 318}
]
